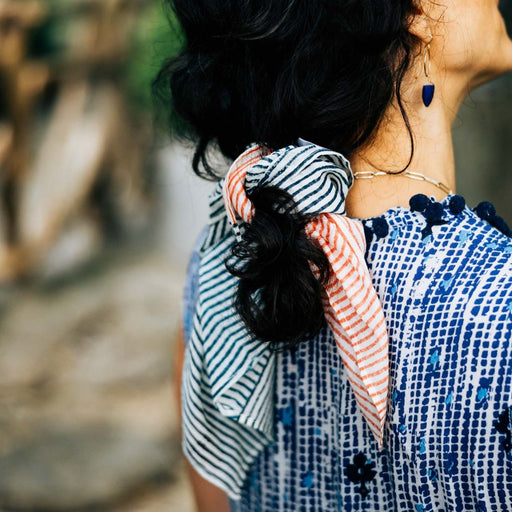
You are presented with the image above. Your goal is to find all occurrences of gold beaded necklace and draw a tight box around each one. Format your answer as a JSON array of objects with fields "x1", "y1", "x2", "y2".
[{"x1": 353, "y1": 169, "x2": 453, "y2": 195}]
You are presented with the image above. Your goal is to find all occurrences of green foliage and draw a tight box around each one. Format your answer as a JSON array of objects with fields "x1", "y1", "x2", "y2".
[
  {"x1": 124, "y1": 1, "x2": 184, "y2": 116},
  {"x1": 25, "y1": 0, "x2": 185, "y2": 135},
  {"x1": 27, "y1": 16, "x2": 64, "y2": 58}
]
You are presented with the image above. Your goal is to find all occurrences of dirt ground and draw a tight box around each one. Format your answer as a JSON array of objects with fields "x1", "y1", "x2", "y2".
[{"x1": 0, "y1": 244, "x2": 195, "y2": 511}]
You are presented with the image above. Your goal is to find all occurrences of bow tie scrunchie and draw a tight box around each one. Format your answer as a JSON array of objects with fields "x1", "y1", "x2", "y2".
[{"x1": 222, "y1": 141, "x2": 390, "y2": 448}]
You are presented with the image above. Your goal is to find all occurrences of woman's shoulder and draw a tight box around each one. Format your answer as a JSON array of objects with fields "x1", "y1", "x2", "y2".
[
  {"x1": 365, "y1": 194, "x2": 512, "y2": 265},
  {"x1": 365, "y1": 193, "x2": 512, "y2": 311}
]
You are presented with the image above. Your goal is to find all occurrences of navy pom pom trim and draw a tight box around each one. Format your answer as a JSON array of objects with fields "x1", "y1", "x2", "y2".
[
  {"x1": 424, "y1": 201, "x2": 445, "y2": 223},
  {"x1": 490, "y1": 215, "x2": 512, "y2": 238},
  {"x1": 363, "y1": 223, "x2": 373, "y2": 249},
  {"x1": 472, "y1": 200, "x2": 512, "y2": 237},
  {"x1": 409, "y1": 194, "x2": 430, "y2": 212},
  {"x1": 475, "y1": 201, "x2": 496, "y2": 221},
  {"x1": 448, "y1": 195, "x2": 466, "y2": 215},
  {"x1": 372, "y1": 217, "x2": 389, "y2": 238},
  {"x1": 362, "y1": 223, "x2": 374, "y2": 261},
  {"x1": 362, "y1": 218, "x2": 390, "y2": 259},
  {"x1": 408, "y1": 194, "x2": 450, "y2": 240},
  {"x1": 361, "y1": 193, "x2": 511, "y2": 254}
]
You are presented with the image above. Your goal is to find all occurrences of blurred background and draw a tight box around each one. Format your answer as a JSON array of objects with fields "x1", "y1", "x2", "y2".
[{"x1": 0, "y1": 1, "x2": 511, "y2": 511}]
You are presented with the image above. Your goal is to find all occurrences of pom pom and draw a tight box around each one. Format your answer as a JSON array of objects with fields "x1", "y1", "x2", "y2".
[
  {"x1": 372, "y1": 217, "x2": 389, "y2": 238},
  {"x1": 409, "y1": 194, "x2": 429, "y2": 212},
  {"x1": 489, "y1": 215, "x2": 512, "y2": 238},
  {"x1": 424, "y1": 201, "x2": 444, "y2": 223},
  {"x1": 474, "y1": 201, "x2": 496, "y2": 221},
  {"x1": 448, "y1": 195, "x2": 465, "y2": 215}
]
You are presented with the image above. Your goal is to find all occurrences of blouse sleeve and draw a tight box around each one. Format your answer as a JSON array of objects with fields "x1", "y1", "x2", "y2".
[{"x1": 182, "y1": 225, "x2": 209, "y2": 345}]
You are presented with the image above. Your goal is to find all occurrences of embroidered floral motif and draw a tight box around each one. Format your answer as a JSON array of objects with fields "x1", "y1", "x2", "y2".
[
  {"x1": 344, "y1": 451, "x2": 377, "y2": 499},
  {"x1": 493, "y1": 406, "x2": 512, "y2": 453}
]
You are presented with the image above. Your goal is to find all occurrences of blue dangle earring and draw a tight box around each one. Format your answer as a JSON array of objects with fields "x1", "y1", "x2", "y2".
[{"x1": 422, "y1": 35, "x2": 435, "y2": 107}]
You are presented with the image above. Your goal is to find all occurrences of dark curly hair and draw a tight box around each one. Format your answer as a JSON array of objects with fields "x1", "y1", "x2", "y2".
[{"x1": 153, "y1": 0, "x2": 422, "y2": 349}]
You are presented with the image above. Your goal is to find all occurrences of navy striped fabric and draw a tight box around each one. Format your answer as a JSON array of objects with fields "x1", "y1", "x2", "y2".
[
  {"x1": 243, "y1": 142, "x2": 353, "y2": 216},
  {"x1": 182, "y1": 142, "x2": 355, "y2": 499},
  {"x1": 183, "y1": 194, "x2": 512, "y2": 510}
]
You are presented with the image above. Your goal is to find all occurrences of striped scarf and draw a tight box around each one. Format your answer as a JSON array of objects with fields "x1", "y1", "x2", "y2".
[{"x1": 182, "y1": 140, "x2": 390, "y2": 499}]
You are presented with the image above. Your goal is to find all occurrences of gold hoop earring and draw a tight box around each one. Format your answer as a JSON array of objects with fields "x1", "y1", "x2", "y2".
[{"x1": 422, "y1": 37, "x2": 435, "y2": 107}]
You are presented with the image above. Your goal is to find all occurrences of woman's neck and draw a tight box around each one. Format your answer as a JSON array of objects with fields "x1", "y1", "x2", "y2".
[{"x1": 345, "y1": 65, "x2": 467, "y2": 219}]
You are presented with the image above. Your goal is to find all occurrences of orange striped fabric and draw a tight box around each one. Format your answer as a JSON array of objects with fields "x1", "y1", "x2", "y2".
[{"x1": 223, "y1": 143, "x2": 389, "y2": 448}]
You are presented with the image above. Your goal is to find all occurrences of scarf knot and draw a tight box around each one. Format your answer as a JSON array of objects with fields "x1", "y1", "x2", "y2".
[{"x1": 222, "y1": 142, "x2": 354, "y2": 239}]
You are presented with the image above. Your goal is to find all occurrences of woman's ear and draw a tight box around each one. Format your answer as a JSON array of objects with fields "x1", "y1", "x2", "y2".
[{"x1": 407, "y1": 1, "x2": 434, "y2": 44}]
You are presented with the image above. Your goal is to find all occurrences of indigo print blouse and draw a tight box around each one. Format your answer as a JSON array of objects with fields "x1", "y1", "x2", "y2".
[{"x1": 182, "y1": 193, "x2": 512, "y2": 511}]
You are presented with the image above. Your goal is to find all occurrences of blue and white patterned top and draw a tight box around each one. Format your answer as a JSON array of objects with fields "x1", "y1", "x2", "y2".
[{"x1": 182, "y1": 193, "x2": 512, "y2": 511}]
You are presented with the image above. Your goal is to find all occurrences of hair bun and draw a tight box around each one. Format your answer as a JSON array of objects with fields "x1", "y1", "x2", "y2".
[{"x1": 226, "y1": 186, "x2": 330, "y2": 349}]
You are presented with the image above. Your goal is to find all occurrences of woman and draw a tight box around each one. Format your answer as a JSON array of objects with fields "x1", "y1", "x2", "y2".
[{"x1": 156, "y1": 0, "x2": 512, "y2": 510}]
